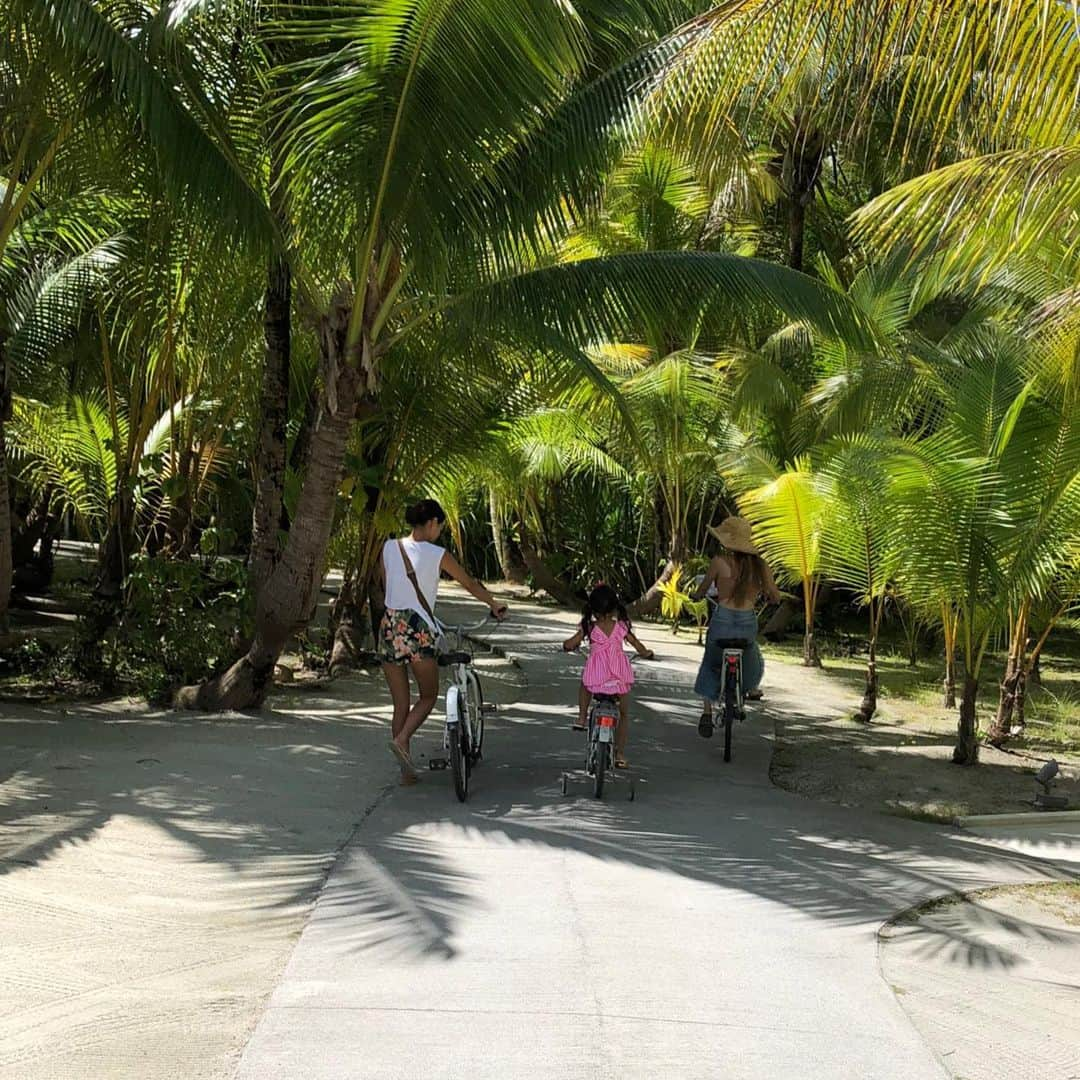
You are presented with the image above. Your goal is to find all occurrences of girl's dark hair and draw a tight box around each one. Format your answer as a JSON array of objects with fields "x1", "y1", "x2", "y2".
[
  {"x1": 580, "y1": 583, "x2": 630, "y2": 637},
  {"x1": 405, "y1": 498, "x2": 446, "y2": 527}
]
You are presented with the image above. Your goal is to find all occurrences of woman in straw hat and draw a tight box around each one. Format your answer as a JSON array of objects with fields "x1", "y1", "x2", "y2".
[{"x1": 692, "y1": 516, "x2": 781, "y2": 738}]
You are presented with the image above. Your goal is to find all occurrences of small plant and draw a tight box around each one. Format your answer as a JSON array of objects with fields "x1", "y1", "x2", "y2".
[
  {"x1": 657, "y1": 566, "x2": 709, "y2": 637},
  {"x1": 0, "y1": 636, "x2": 53, "y2": 677}
]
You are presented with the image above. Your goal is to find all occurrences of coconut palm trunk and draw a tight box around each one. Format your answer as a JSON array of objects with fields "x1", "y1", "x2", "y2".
[
  {"x1": 801, "y1": 577, "x2": 822, "y2": 667},
  {"x1": 489, "y1": 489, "x2": 526, "y2": 584},
  {"x1": 941, "y1": 603, "x2": 958, "y2": 708},
  {"x1": 631, "y1": 521, "x2": 687, "y2": 616},
  {"x1": 988, "y1": 600, "x2": 1030, "y2": 745},
  {"x1": 250, "y1": 253, "x2": 291, "y2": 591},
  {"x1": 954, "y1": 674, "x2": 980, "y2": 765},
  {"x1": 783, "y1": 119, "x2": 825, "y2": 272},
  {"x1": 0, "y1": 340, "x2": 12, "y2": 634},
  {"x1": 856, "y1": 595, "x2": 886, "y2": 721},
  {"x1": 518, "y1": 520, "x2": 579, "y2": 607},
  {"x1": 179, "y1": 295, "x2": 365, "y2": 709}
]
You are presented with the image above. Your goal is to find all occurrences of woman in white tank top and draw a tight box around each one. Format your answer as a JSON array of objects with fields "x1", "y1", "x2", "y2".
[{"x1": 380, "y1": 498, "x2": 508, "y2": 782}]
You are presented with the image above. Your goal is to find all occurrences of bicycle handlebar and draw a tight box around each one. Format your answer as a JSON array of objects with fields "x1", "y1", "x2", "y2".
[{"x1": 437, "y1": 612, "x2": 495, "y2": 635}]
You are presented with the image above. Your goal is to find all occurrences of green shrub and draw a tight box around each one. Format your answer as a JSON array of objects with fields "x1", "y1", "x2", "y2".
[{"x1": 99, "y1": 556, "x2": 253, "y2": 703}]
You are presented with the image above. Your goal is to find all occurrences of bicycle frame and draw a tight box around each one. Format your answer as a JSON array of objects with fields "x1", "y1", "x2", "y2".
[
  {"x1": 435, "y1": 614, "x2": 491, "y2": 796},
  {"x1": 712, "y1": 645, "x2": 744, "y2": 763}
]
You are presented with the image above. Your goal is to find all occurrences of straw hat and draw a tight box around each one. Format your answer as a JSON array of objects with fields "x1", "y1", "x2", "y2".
[{"x1": 707, "y1": 516, "x2": 759, "y2": 555}]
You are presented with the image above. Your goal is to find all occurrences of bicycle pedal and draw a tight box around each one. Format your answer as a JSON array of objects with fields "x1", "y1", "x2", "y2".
[
  {"x1": 481, "y1": 703, "x2": 497, "y2": 714},
  {"x1": 428, "y1": 758, "x2": 448, "y2": 770}
]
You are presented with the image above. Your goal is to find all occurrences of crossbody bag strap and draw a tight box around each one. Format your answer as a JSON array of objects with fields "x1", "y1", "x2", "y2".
[{"x1": 396, "y1": 539, "x2": 439, "y2": 626}]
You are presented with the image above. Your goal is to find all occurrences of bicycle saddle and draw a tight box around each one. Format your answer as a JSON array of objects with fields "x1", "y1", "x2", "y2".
[{"x1": 438, "y1": 651, "x2": 472, "y2": 666}]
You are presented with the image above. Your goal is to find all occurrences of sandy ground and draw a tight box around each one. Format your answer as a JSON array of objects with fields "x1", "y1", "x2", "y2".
[
  {"x1": 763, "y1": 654, "x2": 1080, "y2": 821},
  {"x1": 0, "y1": 657, "x2": 524, "y2": 1080},
  {"x1": 880, "y1": 883, "x2": 1080, "y2": 1080}
]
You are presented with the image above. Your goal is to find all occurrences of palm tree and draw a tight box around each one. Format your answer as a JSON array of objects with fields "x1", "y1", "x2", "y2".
[
  {"x1": 180, "y1": 2, "x2": 874, "y2": 709},
  {"x1": 2, "y1": 0, "x2": 274, "y2": 633},
  {"x1": 887, "y1": 328, "x2": 1042, "y2": 764},
  {"x1": 817, "y1": 436, "x2": 897, "y2": 719}
]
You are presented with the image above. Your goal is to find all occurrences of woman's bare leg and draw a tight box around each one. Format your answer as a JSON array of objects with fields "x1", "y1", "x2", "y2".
[
  {"x1": 394, "y1": 657, "x2": 440, "y2": 751},
  {"x1": 382, "y1": 663, "x2": 412, "y2": 739}
]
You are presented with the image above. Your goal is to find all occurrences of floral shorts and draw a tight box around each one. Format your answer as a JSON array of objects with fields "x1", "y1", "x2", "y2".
[{"x1": 380, "y1": 608, "x2": 440, "y2": 665}]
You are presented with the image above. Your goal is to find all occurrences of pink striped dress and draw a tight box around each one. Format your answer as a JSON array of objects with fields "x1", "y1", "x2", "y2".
[{"x1": 582, "y1": 620, "x2": 635, "y2": 696}]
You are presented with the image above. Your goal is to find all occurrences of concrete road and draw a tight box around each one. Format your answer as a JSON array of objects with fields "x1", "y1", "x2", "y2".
[{"x1": 236, "y1": 595, "x2": 1074, "y2": 1080}]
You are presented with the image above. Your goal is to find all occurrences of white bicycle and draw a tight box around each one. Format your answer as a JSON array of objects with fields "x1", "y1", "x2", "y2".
[{"x1": 429, "y1": 614, "x2": 495, "y2": 801}]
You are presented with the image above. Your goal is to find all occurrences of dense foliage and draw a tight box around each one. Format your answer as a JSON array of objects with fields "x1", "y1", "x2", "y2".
[{"x1": 2, "y1": 1, "x2": 1078, "y2": 761}]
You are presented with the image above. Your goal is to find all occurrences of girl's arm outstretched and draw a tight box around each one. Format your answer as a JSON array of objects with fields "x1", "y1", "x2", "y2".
[{"x1": 625, "y1": 629, "x2": 654, "y2": 660}]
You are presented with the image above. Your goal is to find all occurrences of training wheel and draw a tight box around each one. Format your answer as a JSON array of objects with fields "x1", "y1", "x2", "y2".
[{"x1": 560, "y1": 773, "x2": 568, "y2": 796}]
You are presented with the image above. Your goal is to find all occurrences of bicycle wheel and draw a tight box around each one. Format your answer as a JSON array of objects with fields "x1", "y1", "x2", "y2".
[
  {"x1": 449, "y1": 697, "x2": 470, "y2": 802},
  {"x1": 466, "y1": 669, "x2": 484, "y2": 761},
  {"x1": 722, "y1": 668, "x2": 736, "y2": 763},
  {"x1": 593, "y1": 740, "x2": 609, "y2": 799}
]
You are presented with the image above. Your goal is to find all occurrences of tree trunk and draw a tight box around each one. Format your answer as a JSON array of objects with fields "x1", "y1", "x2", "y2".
[
  {"x1": 788, "y1": 197, "x2": 808, "y2": 272},
  {"x1": 519, "y1": 526, "x2": 578, "y2": 607},
  {"x1": 177, "y1": 296, "x2": 364, "y2": 711},
  {"x1": 941, "y1": 604, "x2": 957, "y2": 707},
  {"x1": 329, "y1": 575, "x2": 370, "y2": 675},
  {"x1": 1015, "y1": 667, "x2": 1028, "y2": 728},
  {"x1": 1029, "y1": 652, "x2": 1042, "y2": 687},
  {"x1": 942, "y1": 656, "x2": 957, "y2": 709},
  {"x1": 164, "y1": 446, "x2": 197, "y2": 557},
  {"x1": 0, "y1": 365, "x2": 12, "y2": 634},
  {"x1": 11, "y1": 486, "x2": 61, "y2": 593},
  {"x1": 630, "y1": 524, "x2": 686, "y2": 616},
  {"x1": 987, "y1": 655, "x2": 1023, "y2": 746},
  {"x1": 763, "y1": 597, "x2": 799, "y2": 640},
  {"x1": 249, "y1": 253, "x2": 291, "y2": 591},
  {"x1": 629, "y1": 558, "x2": 677, "y2": 617},
  {"x1": 953, "y1": 674, "x2": 980, "y2": 765},
  {"x1": 802, "y1": 577, "x2": 822, "y2": 667},
  {"x1": 856, "y1": 643, "x2": 877, "y2": 722},
  {"x1": 987, "y1": 603, "x2": 1029, "y2": 747},
  {"x1": 489, "y1": 489, "x2": 526, "y2": 585},
  {"x1": 783, "y1": 120, "x2": 825, "y2": 272}
]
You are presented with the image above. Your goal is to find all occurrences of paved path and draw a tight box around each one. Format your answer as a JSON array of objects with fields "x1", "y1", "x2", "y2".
[{"x1": 237, "y1": 594, "x2": 1075, "y2": 1080}]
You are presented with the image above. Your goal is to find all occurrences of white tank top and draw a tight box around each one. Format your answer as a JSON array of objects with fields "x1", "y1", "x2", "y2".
[{"x1": 383, "y1": 537, "x2": 444, "y2": 627}]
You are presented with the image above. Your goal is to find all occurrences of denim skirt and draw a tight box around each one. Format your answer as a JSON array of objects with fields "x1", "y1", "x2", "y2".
[{"x1": 693, "y1": 605, "x2": 763, "y2": 701}]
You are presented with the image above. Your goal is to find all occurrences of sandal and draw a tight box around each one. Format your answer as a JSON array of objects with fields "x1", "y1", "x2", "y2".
[
  {"x1": 572, "y1": 720, "x2": 587, "y2": 732},
  {"x1": 745, "y1": 689, "x2": 763, "y2": 701},
  {"x1": 614, "y1": 755, "x2": 629, "y2": 770},
  {"x1": 698, "y1": 711, "x2": 714, "y2": 739},
  {"x1": 388, "y1": 741, "x2": 417, "y2": 778}
]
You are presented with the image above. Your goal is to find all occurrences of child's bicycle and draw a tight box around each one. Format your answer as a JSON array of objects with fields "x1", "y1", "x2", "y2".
[
  {"x1": 560, "y1": 652, "x2": 644, "y2": 801},
  {"x1": 428, "y1": 614, "x2": 497, "y2": 801}
]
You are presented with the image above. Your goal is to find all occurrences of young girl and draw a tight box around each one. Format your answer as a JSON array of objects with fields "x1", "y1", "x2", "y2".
[{"x1": 562, "y1": 584, "x2": 654, "y2": 769}]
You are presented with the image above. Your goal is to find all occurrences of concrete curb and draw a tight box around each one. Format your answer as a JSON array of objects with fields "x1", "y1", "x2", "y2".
[{"x1": 954, "y1": 809, "x2": 1080, "y2": 827}]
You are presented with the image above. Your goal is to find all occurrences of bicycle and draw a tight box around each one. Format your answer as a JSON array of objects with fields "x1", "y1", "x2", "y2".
[
  {"x1": 560, "y1": 652, "x2": 644, "y2": 801},
  {"x1": 428, "y1": 614, "x2": 495, "y2": 801},
  {"x1": 701, "y1": 637, "x2": 747, "y2": 763}
]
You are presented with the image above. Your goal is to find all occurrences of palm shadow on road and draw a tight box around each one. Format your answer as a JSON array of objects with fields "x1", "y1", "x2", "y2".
[{"x1": 329, "y1": 669, "x2": 1077, "y2": 974}]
